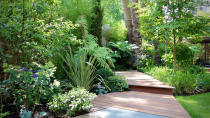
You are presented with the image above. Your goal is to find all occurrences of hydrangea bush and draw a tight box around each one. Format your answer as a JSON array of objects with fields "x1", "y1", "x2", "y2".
[{"x1": 48, "y1": 88, "x2": 96, "y2": 117}]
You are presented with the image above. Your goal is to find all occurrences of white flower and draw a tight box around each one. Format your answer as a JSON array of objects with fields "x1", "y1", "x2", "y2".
[{"x1": 53, "y1": 80, "x2": 60, "y2": 87}]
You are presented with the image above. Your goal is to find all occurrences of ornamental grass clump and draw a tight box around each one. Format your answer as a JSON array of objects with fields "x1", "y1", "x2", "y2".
[
  {"x1": 48, "y1": 88, "x2": 96, "y2": 117},
  {"x1": 59, "y1": 44, "x2": 101, "y2": 91}
]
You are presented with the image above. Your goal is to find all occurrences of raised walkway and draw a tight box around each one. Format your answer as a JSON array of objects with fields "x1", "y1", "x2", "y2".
[{"x1": 91, "y1": 70, "x2": 191, "y2": 118}]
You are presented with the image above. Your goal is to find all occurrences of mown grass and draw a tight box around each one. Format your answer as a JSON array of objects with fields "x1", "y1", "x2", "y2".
[{"x1": 176, "y1": 92, "x2": 210, "y2": 118}]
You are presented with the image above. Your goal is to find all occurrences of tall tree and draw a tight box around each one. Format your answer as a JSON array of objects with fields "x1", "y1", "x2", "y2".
[
  {"x1": 130, "y1": 0, "x2": 141, "y2": 46},
  {"x1": 139, "y1": 0, "x2": 165, "y2": 65},
  {"x1": 90, "y1": 0, "x2": 103, "y2": 45},
  {"x1": 121, "y1": 0, "x2": 133, "y2": 43},
  {"x1": 139, "y1": 0, "x2": 209, "y2": 73},
  {"x1": 164, "y1": 0, "x2": 209, "y2": 73}
]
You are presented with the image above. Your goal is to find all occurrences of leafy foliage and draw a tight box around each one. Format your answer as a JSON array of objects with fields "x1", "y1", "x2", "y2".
[
  {"x1": 101, "y1": 0, "x2": 127, "y2": 42},
  {"x1": 176, "y1": 43, "x2": 194, "y2": 65},
  {"x1": 102, "y1": 0, "x2": 124, "y2": 24},
  {"x1": 108, "y1": 41, "x2": 133, "y2": 70},
  {"x1": 2, "y1": 62, "x2": 56, "y2": 110},
  {"x1": 61, "y1": 0, "x2": 103, "y2": 41},
  {"x1": 48, "y1": 88, "x2": 96, "y2": 117},
  {"x1": 59, "y1": 45, "x2": 98, "y2": 91},
  {"x1": 139, "y1": 0, "x2": 209, "y2": 72},
  {"x1": 0, "y1": 0, "x2": 118, "y2": 117},
  {"x1": 108, "y1": 41, "x2": 132, "y2": 57},
  {"x1": 161, "y1": 52, "x2": 173, "y2": 67},
  {"x1": 78, "y1": 36, "x2": 115, "y2": 69},
  {"x1": 0, "y1": 0, "x2": 60, "y2": 66},
  {"x1": 90, "y1": 0, "x2": 103, "y2": 40},
  {"x1": 136, "y1": 41, "x2": 154, "y2": 71},
  {"x1": 146, "y1": 66, "x2": 210, "y2": 95},
  {"x1": 0, "y1": 112, "x2": 9, "y2": 118},
  {"x1": 95, "y1": 68, "x2": 114, "y2": 80},
  {"x1": 199, "y1": 73, "x2": 210, "y2": 91},
  {"x1": 170, "y1": 71, "x2": 198, "y2": 95},
  {"x1": 107, "y1": 75, "x2": 129, "y2": 92},
  {"x1": 136, "y1": 54, "x2": 154, "y2": 72},
  {"x1": 36, "y1": 18, "x2": 81, "y2": 80},
  {"x1": 61, "y1": 0, "x2": 93, "y2": 24},
  {"x1": 108, "y1": 20, "x2": 128, "y2": 42}
]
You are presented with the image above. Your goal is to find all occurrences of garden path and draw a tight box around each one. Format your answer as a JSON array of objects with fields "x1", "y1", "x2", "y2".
[{"x1": 91, "y1": 70, "x2": 191, "y2": 118}]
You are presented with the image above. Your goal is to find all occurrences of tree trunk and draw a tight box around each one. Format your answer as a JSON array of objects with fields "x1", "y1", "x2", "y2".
[
  {"x1": 154, "y1": 41, "x2": 160, "y2": 65},
  {"x1": 121, "y1": 0, "x2": 133, "y2": 43},
  {"x1": 173, "y1": 30, "x2": 177, "y2": 74},
  {"x1": 130, "y1": 0, "x2": 141, "y2": 46}
]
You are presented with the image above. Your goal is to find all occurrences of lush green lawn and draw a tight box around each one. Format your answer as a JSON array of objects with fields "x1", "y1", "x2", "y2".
[{"x1": 176, "y1": 93, "x2": 210, "y2": 118}]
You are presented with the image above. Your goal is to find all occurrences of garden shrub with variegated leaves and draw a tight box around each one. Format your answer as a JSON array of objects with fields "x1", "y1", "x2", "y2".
[{"x1": 48, "y1": 88, "x2": 96, "y2": 117}]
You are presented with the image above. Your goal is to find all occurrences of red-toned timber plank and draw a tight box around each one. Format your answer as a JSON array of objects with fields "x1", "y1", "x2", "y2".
[
  {"x1": 92, "y1": 91, "x2": 191, "y2": 118},
  {"x1": 129, "y1": 85, "x2": 173, "y2": 95}
]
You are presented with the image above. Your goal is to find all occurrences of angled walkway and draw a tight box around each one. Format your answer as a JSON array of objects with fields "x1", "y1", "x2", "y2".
[
  {"x1": 91, "y1": 70, "x2": 191, "y2": 118},
  {"x1": 115, "y1": 70, "x2": 174, "y2": 95}
]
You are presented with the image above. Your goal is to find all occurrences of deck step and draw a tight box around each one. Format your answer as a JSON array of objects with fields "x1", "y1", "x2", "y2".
[
  {"x1": 115, "y1": 70, "x2": 174, "y2": 95},
  {"x1": 129, "y1": 84, "x2": 174, "y2": 95},
  {"x1": 204, "y1": 67, "x2": 210, "y2": 72}
]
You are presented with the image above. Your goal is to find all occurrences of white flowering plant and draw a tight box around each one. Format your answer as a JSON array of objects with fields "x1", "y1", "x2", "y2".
[{"x1": 48, "y1": 88, "x2": 96, "y2": 117}]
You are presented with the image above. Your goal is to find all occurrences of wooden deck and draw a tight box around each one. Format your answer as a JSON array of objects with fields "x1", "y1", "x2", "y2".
[
  {"x1": 91, "y1": 70, "x2": 191, "y2": 118},
  {"x1": 204, "y1": 67, "x2": 210, "y2": 72},
  {"x1": 116, "y1": 70, "x2": 174, "y2": 95}
]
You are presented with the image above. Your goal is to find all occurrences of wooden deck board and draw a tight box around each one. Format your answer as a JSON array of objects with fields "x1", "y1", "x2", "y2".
[
  {"x1": 92, "y1": 91, "x2": 191, "y2": 118},
  {"x1": 91, "y1": 71, "x2": 191, "y2": 118},
  {"x1": 115, "y1": 70, "x2": 174, "y2": 89},
  {"x1": 116, "y1": 70, "x2": 174, "y2": 95}
]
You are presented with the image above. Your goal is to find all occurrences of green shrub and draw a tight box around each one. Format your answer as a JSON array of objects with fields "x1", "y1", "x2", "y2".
[
  {"x1": 136, "y1": 54, "x2": 154, "y2": 72},
  {"x1": 108, "y1": 41, "x2": 132, "y2": 58},
  {"x1": 61, "y1": 0, "x2": 93, "y2": 27},
  {"x1": 189, "y1": 44, "x2": 204, "y2": 63},
  {"x1": 137, "y1": 41, "x2": 154, "y2": 72},
  {"x1": 200, "y1": 73, "x2": 210, "y2": 91},
  {"x1": 42, "y1": 80, "x2": 62, "y2": 104},
  {"x1": 95, "y1": 68, "x2": 114, "y2": 80},
  {"x1": 2, "y1": 62, "x2": 56, "y2": 110},
  {"x1": 147, "y1": 66, "x2": 173, "y2": 83},
  {"x1": 185, "y1": 65, "x2": 203, "y2": 74},
  {"x1": 48, "y1": 88, "x2": 96, "y2": 117},
  {"x1": 78, "y1": 36, "x2": 115, "y2": 69},
  {"x1": 108, "y1": 41, "x2": 133, "y2": 70},
  {"x1": 108, "y1": 20, "x2": 127, "y2": 42},
  {"x1": 92, "y1": 68, "x2": 114, "y2": 94},
  {"x1": 170, "y1": 71, "x2": 198, "y2": 95},
  {"x1": 176, "y1": 43, "x2": 194, "y2": 65},
  {"x1": 161, "y1": 52, "x2": 173, "y2": 67},
  {"x1": 147, "y1": 66, "x2": 202, "y2": 95},
  {"x1": 107, "y1": 75, "x2": 129, "y2": 92},
  {"x1": 59, "y1": 45, "x2": 97, "y2": 91},
  {"x1": 0, "y1": 112, "x2": 9, "y2": 118}
]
